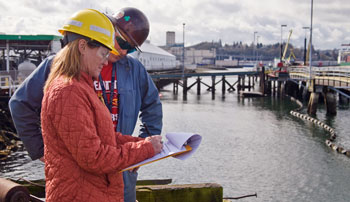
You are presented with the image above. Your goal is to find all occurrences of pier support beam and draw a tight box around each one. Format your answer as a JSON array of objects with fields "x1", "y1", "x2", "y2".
[
  {"x1": 222, "y1": 76, "x2": 226, "y2": 95},
  {"x1": 324, "y1": 90, "x2": 337, "y2": 115},
  {"x1": 211, "y1": 76, "x2": 216, "y2": 99},
  {"x1": 266, "y1": 80, "x2": 272, "y2": 95},
  {"x1": 242, "y1": 76, "x2": 245, "y2": 91},
  {"x1": 196, "y1": 77, "x2": 201, "y2": 95},
  {"x1": 339, "y1": 89, "x2": 350, "y2": 105},
  {"x1": 173, "y1": 81, "x2": 178, "y2": 95},
  {"x1": 259, "y1": 66, "x2": 265, "y2": 94},
  {"x1": 278, "y1": 81, "x2": 285, "y2": 97},
  {"x1": 248, "y1": 76, "x2": 251, "y2": 92},
  {"x1": 182, "y1": 78, "x2": 188, "y2": 100},
  {"x1": 237, "y1": 76, "x2": 242, "y2": 92},
  {"x1": 307, "y1": 92, "x2": 319, "y2": 115}
]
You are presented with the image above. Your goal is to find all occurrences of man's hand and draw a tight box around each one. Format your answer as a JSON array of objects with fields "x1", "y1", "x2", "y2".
[{"x1": 129, "y1": 167, "x2": 140, "y2": 173}]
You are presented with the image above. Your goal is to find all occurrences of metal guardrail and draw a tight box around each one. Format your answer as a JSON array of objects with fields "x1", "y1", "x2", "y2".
[
  {"x1": 0, "y1": 75, "x2": 17, "y2": 96},
  {"x1": 150, "y1": 71, "x2": 258, "y2": 79},
  {"x1": 288, "y1": 66, "x2": 350, "y2": 84},
  {"x1": 0, "y1": 70, "x2": 33, "y2": 96}
]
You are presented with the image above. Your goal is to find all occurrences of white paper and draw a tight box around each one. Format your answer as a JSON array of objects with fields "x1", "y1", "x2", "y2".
[{"x1": 121, "y1": 132, "x2": 202, "y2": 171}]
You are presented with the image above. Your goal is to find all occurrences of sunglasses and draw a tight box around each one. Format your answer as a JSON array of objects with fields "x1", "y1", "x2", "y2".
[{"x1": 116, "y1": 36, "x2": 136, "y2": 54}]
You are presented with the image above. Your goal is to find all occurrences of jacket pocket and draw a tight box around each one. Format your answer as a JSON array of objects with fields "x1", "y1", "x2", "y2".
[
  {"x1": 105, "y1": 174, "x2": 110, "y2": 187},
  {"x1": 118, "y1": 89, "x2": 136, "y2": 118}
]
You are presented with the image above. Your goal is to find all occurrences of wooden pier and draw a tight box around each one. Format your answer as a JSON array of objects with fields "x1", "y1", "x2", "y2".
[
  {"x1": 150, "y1": 70, "x2": 259, "y2": 100},
  {"x1": 265, "y1": 66, "x2": 350, "y2": 115}
]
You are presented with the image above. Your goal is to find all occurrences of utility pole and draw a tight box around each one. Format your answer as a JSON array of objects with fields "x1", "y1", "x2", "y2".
[
  {"x1": 253, "y1": 31, "x2": 257, "y2": 61},
  {"x1": 256, "y1": 35, "x2": 260, "y2": 61},
  {"x1": 182, "y1": 23, "x2": 185, "y2": 78},
  {"x1": 309, "y1": 0, "x2": 313, "y2": 80},
  {"x1": 302, "y1": 26, "x2": 310, "y2": 65},
  {"x1": 280, "y1": 25, "x2": 287, "y2": 62}
]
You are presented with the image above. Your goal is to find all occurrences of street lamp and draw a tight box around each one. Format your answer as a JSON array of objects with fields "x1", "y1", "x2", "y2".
[
  {"x1": 309, "y1": 0, "x2": 313, "y2": 80},
  {"x1": 280, "y1": 24, "x2": 287, "y2": 62},
  {"x1": 253, "y1": 31, "x2": 257, "y2": 61},
  {"x1": 302, "y1": 26, "x2": 310, "y2": 65},
  {"x1": 182, "y1": 23, "x2": 185, "y2": 78},
  {"x1": 256, "y1": 35, "x2": 260, "y2": 61}
]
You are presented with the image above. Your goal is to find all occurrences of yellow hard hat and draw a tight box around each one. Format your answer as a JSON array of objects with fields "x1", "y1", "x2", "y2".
[{"x1": 59, "y1": 9, "x2": 119, "y2": 55}]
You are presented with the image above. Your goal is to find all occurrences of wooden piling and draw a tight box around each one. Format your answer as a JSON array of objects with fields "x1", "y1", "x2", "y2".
[
  {"x1": 324, "y1": 90, "x2": 337, "y2": 115},
  {"x1": 248, "y1": 76, "x2": 251, "y2": 91},
  {"x1": 183, "y1": 78, "x2": 187, "y2": 100},
  {"x1": 242, "y1": 76, "x2": 245, "y2": 91},
  {"x1": 252, "y1": 75, "x2": 255, "y2": 88},
  {"x1": 260, "y1": 66, "x2": 265, "y2": 94},
  {"x1": 173, "y1": 81, "x2": 178, "y2": 95},
  {"x1": 307, "y1": 92, "x2": 319, "y2": 115},
  {"x1": 267, "y1": 80, "x2": 272, "y2": 95},
  {"x1": 339, "y1": 89, "x2": 350, "y2": 105},
  {"x1": 211, "y1": 76, "x2": 216, "y2": 99},
  {"x1": 222, "y1": 76, "x2": 226, "y2": 95},
  {"x1": 277, "y1": 81, "x2": 282, "y2": 97},
  {"x1": 237, "y1": 76, "x2": 241, "y2": 92},
  {"x1": 196, "y1": 77, "x2": 201, "y2": 95}
]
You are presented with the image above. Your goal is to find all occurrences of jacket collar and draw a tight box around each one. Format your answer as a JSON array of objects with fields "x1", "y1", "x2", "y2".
[{"x1": 79, "y1": 71, "x2": 94, "y2": 89}]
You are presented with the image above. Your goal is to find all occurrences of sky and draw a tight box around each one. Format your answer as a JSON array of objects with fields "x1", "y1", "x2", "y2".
[{"x1": 0, "y1": 0, "x2": 349, "y2": 50}]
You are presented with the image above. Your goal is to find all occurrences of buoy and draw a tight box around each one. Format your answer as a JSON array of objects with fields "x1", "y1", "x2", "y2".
[
  {"x1": 345, "y1": 151, "x2": 350, "y2": 157},
  {"x1": 331, "y1": 144, "x2": 338, "y2": 151}
]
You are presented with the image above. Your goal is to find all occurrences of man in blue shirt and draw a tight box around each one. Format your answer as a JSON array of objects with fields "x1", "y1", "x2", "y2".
[{"x1": 9, "y1": 7, "x2": 162, "y2": 202}]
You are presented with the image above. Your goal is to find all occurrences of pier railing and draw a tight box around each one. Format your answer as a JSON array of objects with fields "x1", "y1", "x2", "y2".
[
  {"x1": 0, "y1": 70, "x2": 30, "y2": 96},
  {"x1": 289, "y1": 66, "x2": 350, "y2": 84}
]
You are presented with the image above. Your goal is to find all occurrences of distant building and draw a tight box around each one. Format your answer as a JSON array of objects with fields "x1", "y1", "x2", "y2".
[
  {"x1": 166, "y1": 31, "x2": 176, "y2": 46},
  {"x1": 186, "y1": 48, "x2": 216, "y2": 66},
  {"x1": 130, "y1": 40, "x2": 177, "y2": 72}
]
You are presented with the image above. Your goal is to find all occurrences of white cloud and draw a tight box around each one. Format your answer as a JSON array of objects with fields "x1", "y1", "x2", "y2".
[{"x1": 0, "y1": 0, "x2": 349, "y2": 49}]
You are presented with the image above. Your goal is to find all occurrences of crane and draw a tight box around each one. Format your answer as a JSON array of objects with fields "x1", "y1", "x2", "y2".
[
  {"x1": 286, "y1": 48, "x2": 297, "y2": 64},
  {"x1": 281, "y1": 29, "x2": 293, "y2": 62}
]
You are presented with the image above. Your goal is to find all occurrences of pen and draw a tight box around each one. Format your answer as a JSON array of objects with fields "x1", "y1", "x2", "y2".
[
  {"x1": 142, "y1": 122, "x2": 163, "y2": 144},
  {"x1": 142, "y1": 122, "x2": 152, "y2": 136}
]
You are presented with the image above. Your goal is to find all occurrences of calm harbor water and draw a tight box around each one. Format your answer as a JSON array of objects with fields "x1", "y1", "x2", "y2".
[{"x1": 1, "y1": 71, "x2": 350, "y2": 202}]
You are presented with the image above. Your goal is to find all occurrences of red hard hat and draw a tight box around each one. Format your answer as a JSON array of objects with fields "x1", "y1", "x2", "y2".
[{"x1": 110, "y1": 7, "x2": 150, "y2": 48}]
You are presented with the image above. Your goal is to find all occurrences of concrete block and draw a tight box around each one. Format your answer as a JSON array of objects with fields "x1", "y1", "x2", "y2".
[{"x1": 136, "y1": 183, "x2": 223, "y2": 202}]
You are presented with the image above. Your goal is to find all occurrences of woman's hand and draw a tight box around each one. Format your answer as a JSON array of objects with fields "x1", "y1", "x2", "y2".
[
  {"x1": 145, "y1": 135, "x2": 163, "y2": 154},
  {"x1": 39, "y1": 156, "x2": 45, "y2": 162}
]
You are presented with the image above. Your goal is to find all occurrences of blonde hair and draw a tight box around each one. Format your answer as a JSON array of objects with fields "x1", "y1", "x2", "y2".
[{"x1": 44, "y1": 40, "x2": 82, "y2": 92}]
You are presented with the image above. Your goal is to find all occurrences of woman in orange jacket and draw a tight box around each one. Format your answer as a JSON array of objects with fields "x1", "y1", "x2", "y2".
[{"x1": 41, "y1": 9, "x2": 162, "y2": 202}]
